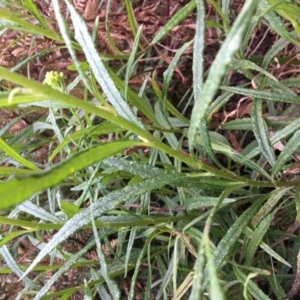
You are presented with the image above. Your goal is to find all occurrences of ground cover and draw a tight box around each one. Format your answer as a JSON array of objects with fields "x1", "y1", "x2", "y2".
[{"x1": 1, "y1": 0, "x2": 300, "y2": 299}]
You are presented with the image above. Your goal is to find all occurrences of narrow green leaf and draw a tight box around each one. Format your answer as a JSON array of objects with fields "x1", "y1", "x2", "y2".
[
  {"x1": 272, "y1": 129, "x2": 300, "y2": 176},
  {"x1": 91, "y1": 215, "x2": 120, "y2": 298},
  {"x1": 51, "y1": 0, "x2": 95, "y2": 96},
  {"x1": 205, "y1": 234, "x2": 226, "y2": 300},
  {"x1": 0, "y1": 235, "x2": 37, "y2": 289},
  {"x1": 19, "y1": 200, "x2": 63, "y2": 223},
  {"x1": 189, "y1": 0, "x2": 259, "y2": 164},
  {"x1": 0, "y1": 141, "x2": 145, "y2": 209},
  {"x1": 101, "y1": 156, "x2": 173, "y2": 178},
  {"x1": 0, "y1": 7, "x2": 63, "y2": 42},
  {"x1": 162, "y1": 39, "x2": 194, "y2": 106},
  {"x1": 186, "y1": 129, "x2": 272, "y2": 180},
  {"x1": 233, "y1": 59, "x2": 278, "y2": 82},
  {"x1": 251, "y1": 188, "x2": 291, "y2": 227},
  {"x1": 124, "y1": 0, "x2": 138, "y2": 38},
  {"x1": 128, "y1": 229, "x2": 164, "y2": 300},
  {"x1": 268, "y1": 0, "x2": 300, "y2": 37},
  {"x1": 263, "y1": 36, "x2": 290, "y2": 68},
  {"x1": 65, "y1": 0, "x2": 144, "y2": 128},
  {"x1": 245, "y1": 210, "x2": 276, "y2": 265},
  {"x1": 187, "y1": 196, "x2": 236, "y2": 212},
  {"x1": 107, "y1": 67, "x2": 159, "y2": 125},
  {"x1": 233, "y1": 265, "x2": 272, "y2": 300},
  {"x1": 259, "y1": 0, "x2": 300, "y2": 47},
  {"x1": 242, "y1": 115, "x2": 300, "y2": 163},
  {"x1": 49, "y1": 123, "x2": 124, "y2": 161},
  {"x1": 222, "y1": 116, "x2": 295, "y2": 131},
  {"x1": 74, "y1": 163, "x2": 102, "y2": 208},
  {"x1": 267, "y1": 273, "x2": 287, "y2": 299},
  {"x1": 202, "y1": 187, "x2": 237, "y2": 300},
  {"x1": 151, "y1": 0, "x2": 196, "y2": 45},
  {"x1": 142, "y1": 231, "x2": 173, "y2": 300},
  {"x1": 154, "y1": 102, "x2": 179, "y2": 148},
  {"x1": 221, "y1": 0, "x2": 231, "y2": 17},
  {"x1": 23, "y1": 0, "x2": 51, "y2": 30},
  {"x1": 221, "y1": 86, "x2": 300, "y2": 104},
  {"x1": 0, "y1": 214, "x2": 184, "y2": 231},
  {"x1": 83, "y1": 279, "x2": 93, "y2": 300},
  {"x1": 213, "y1": 197, "x2": 263, "y2": 271},
  {"x1": 104, "y1": 0, "x2": 121, "y2": 55},
  {"x1": 259, "y1": 242, "x2": 291, "y2": 267},
  {"x1": 221, "y1": 118, "x2": 253, "y2": 130},
  {"x1": 124, "y1": 25, "x2": 143, "y2": 100},
  {"x1": 208, "y1": 0, "x2": 230, "y2": 31},
  {"x1": 251, "y1": 99, "x2": 275, "y2": 166},
  {"x1": 0, "y1": 229, "x2": 35, "y2": 248},
  {"x1": 33, "y1": 238, "x2": 99, "y2": 299},
  {"x1": 60, "y1": 201, "x2": 80, "y2": 219},
  {"x1": 152, "y1": 78, "x2": 190, "y2": 124},
  {"x1": 193, "y1": 0, "x2": 205, "y2": 100},
  {"x1": 0, "y1": 167, "x2": 38, "y2": 176},
  {"x1": 0, "y1": 137, "x2": 41, "y2": 171},
  {"x1": 0, "y1": 216, "x2": 62, "y2": 230},
  {"x1": 189, "y1": 241, "x2": 206, "y2": 300},
  {"x1": 191, "y1": 185, "x2": 245, "y2": 296},
  {"x1": 124, "y1": 227, "x2": 137, "y2": 276},
  {"x1": 206, "y1": 90, "x2": 235, "y2": 121}
]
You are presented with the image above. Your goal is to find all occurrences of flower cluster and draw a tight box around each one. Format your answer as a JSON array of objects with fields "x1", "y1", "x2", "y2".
[{"x1": 44, "y1": 71, "x2": 66, "y2": 93}]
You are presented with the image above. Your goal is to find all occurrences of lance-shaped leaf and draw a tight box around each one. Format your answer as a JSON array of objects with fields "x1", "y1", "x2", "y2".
[{"x1": 0, "y1": 141, "x2": 145, "y2": 209}]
